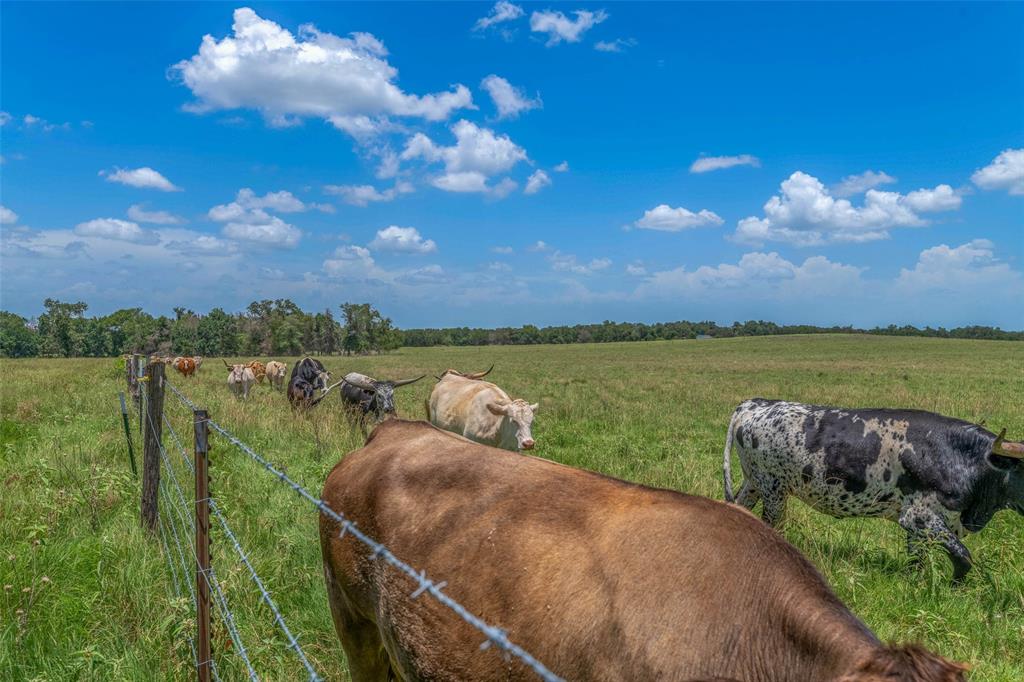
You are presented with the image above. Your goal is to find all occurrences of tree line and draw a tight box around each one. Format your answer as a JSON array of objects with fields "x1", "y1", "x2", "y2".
[
  {"x1": 0, "y1": 299, "x2": 400, "y2": 358},
  {"x1": 1, "y1": 299, "x2": 1020, "y2": 359}
]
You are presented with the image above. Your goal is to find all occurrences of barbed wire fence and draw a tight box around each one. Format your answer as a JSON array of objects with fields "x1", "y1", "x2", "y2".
[{"x1": 121, "y1": 355, "x2": 564, "y2": 682}]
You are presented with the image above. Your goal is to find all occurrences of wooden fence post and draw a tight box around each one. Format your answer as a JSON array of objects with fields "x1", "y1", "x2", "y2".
[
  {"x1": 194, "y1": 409, "x2": 212, "y2": 682},
  {"x1": 140, "y1": 360, "x2": 165, "y2": 533},
  {"x1": 118, "y1": 392, "x2": 138, "y2": 477}
]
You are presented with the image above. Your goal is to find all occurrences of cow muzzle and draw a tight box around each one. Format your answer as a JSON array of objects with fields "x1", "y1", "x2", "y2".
[{"x1": 520, "y1": 439, "x2": 535, "y2": 450}]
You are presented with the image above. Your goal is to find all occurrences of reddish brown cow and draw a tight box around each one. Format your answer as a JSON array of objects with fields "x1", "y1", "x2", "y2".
[
  {"x1": 173, "y1": 357, "x2": 196, "y2": 378},
  {"x1": 320, "y1": 421, "x2": 966, "y2": 682},
  {"x1": 247, "y1": 361, "x2": 267, "y2": 384}
]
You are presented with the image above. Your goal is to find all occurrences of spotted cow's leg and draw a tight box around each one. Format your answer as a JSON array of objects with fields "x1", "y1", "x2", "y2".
[
  {"x1": 734, "y1": 481, "x2": 761, "y2": 511},
  {"x1": 898, "y1": 504, "x2": 973, "y2": 584},
  {"x1": 760, "y1": 485, "x2": 788, "y2": 528}
]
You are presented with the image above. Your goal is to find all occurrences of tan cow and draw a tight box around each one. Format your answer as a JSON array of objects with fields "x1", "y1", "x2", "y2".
[
  {"x1": 427, "y1": 368, "x2": 537, "y2": 451},
  {"x1": 224, "y1": 360, "x2": 256, "y2": 399},
  {"x1": 265, "y1": 361, "x2": 288, "y2": 390},
  {"x1": 247, "y1": 361, "x2": 267, "y2": 384},
  {"x1": 193, "y1": 356, "x2": 204, "y2": 371},
  {"x1": 320, "y1": 420, "x2": 967, "y2": 682}
]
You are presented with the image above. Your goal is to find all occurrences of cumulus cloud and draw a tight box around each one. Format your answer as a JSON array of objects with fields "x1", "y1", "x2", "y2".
[
  {"x1": 171, "y1": 8, "x2": 473, "y2": 137},
  {"x1": 553, "y1": 161, "x2": 569, "y2": 172},
  {"x1": 550, "y1": 251, "x2": 612, "y2": 275},
  {"x1": 530, "y1": 9, "x2": 607, "y2": 46},
  {"x1": 0, "y1": 111, "x2": 10, "y2": 127},
  {"x1": 896, "y1": 239, "x2": 1020, "y2": 292},
  {"x1": 625, "y1": 261, "x2": 647, "y2": 276},
  {"x1": 733, "y1": 171, "x2": 962, "y2": 246},
  {"x1": 524, "y1": 170, "x2": 552, "y2": 195},
  {"x1": 634, "y1": 204, "x2": 724, "y2": 232},
  {"x1": 323, "y1": 181, "x2": 414, "y2": 206},
  {"x1": 528, "y1": 240, "x2": 550, "y2": 252},
  {"x1": 473, "y1": 1, "x2": 525, "y2": 31},
  {"x1": 74, "y1": 218, "x2": 159, "y2": 244},
  {"x1": 481, "y1": 75, "x2": 541, "y2": 119},
  {"x1": 0, "y1": 205, "x2": 17, "y2": 225},
  {"x1": 127, "y1": 204, "x2": 184, "y2": 225},
  {"x1": 103, "y1": 167, "x2": 181, "y2": 192},
  {"x1": 397, "y1": 264, "x2": 447, "y2": 285},
  {"x1": 594, "y1": 38, "x2": 636, "y2": 53},
  {"x1": 21, "y1": 113, "x2": 70, "y2": 132},
  {"x1": 222, "y1": 218, "x2": 301, "y2": 247},
  {"x1": 971, "y1": 148, "x2": 1024, "y2": 195},
  {"x1": 831, "y1": 170, "x2": 897, "y2": 198},
  {"x1": 689, "y1": 154, "x2": 760, "y2": 174},
  {"x1": 323, "y1": 245, "x2": 376, "y2": 277},
  {"x1": 402, "y1": 120, "x2": 527, "y2": 196},
  {"x1": 369, "y1": 226, "x2": 437, "y2": 254}
]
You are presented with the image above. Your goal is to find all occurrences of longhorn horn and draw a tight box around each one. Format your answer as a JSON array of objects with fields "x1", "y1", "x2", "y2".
[
  {"x1": 993, "y1": 428, "x2": 1024, "y2": 459},
  {"x1": 392, "y1": 375, "x2": 426, "y2": 388},
  {"x1": 465, "y1": 364, "x2": 494, "y2": 380},
  {"x1": 317, "y1": 379, "x2": 346, "y2": 399},
  {"x1": 222, "y1": 359, "x2": 232, "y2": 369},
  {"x1": 343, "y1": 372, "x2": 378, "y2": 391}
]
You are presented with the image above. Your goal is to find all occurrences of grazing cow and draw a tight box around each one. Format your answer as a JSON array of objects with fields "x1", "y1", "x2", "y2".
[
  {"x1": 288, "y1": 357, "x2": 332, "y2": 409},
  {"x1": 724, "y1": 399, "x2": 1024, "y2": 583},
  {"x1": 340, "y1": 372, "x2": 425, "y2": 433},
  {"x1": 321, "y1": 420, "x2": 967, "y2": 682},
  {"x1": 173, "y1": 356, "x2": 196, "y2": 378},
  {"x1": 193, "y1": 356, "x2": 204, "y2": 371},
  {"x1": 223, "y1": 360, "x2": 255, "y2": 399},
  {"x1": 428, "y1": 368, "x2": 538, "y2": 451},
  {"x1": 265, "y1": 361, "x2": 288, "y2": 390},
  {"x1": 247, "y1": 361, "x2": 267, "y2": 384}
]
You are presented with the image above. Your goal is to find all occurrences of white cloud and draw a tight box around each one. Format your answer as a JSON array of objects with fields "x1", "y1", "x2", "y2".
[
  {"x1": 553, "y1": 161, "x2": 569, "y2": 172},
  {"x1": 323, "y1": 245, "x2": 376, "y2": 277},
  {"x1": 0, "y1": 205, "x2": 17, "y2": 225},
  {"x1": 733, "y1": 171, "x2": 962, "y2": 246},
  {"x1": 172, "y1": 8, "x2": 472, "y2": 137},
  {"x1": 528, "y1": 240, "x2": 550, "y2": 252},
  {"x1": 401, "y1": 120, "x2": 528, "y2": 176},
  {"x1": 594, "y1": 38, "x2": 636, "y2": 53},
  {"x1": 21, "y1": 114, "x2": 70, "y2": 132},
  {"x1": 163, "y1": 234, "x2": 238, "y2": 255},
  {"x1": 971, "y1": 148, "x2": 1024, "y2": 196},
  {"x1": 323, "y1": 181, "x2": 414, "y2": 206},
  {"x1": 398, "y1": 264, "x2": 447, "y2": 285},
  {"x1": 0, "y1": 111, "x2": 11, "y2": 126},
  {"x1": 127, "y1": 204, "x2": 184, "y2": 225},
  {"x1": 492, "y1": 246, "x2": 514, "y2": 254},
  {"x1": 74, "y1": 218, "x2": 159, "y2": 244},
  {"x1": 550, "y1": 251, "x2": 612, "y2": 275},
  {"x1": 488, "y1": 261, "x2": 512, "y2": 271},
  {"x1": 524, "y1": 170, "x2": 552, "y2": 195},
  {"x1": 103, "y1": 167, "x2": 181, "y2": 192},
  {"x1": 896, "y1": 239, "x2": 1019, "y2": 292},
  {"x1": 831, "y1": 170, "x2": 897, "y2": 198},
  {"x1": 431, "y1": 171, "x2": 489, "y2": 193},
  {"x1": 530, "y1": 9, "x2": 608, "y2": 46},
  {"x1": 208, "y1": 188, "x2": 327, "y2": 222},
  {"x1": 634, "y1": 204, "x2": 724, "y2": 232},
  {"x1": 222, "y1": 217, "x2": 301, "y2": 247},
  {"x1": 625, "y1": 261, "x2": 647, "y2": 276},
  {"x1": 473, "y1": 2, "x2": 525, "y2": 31},
  {"x1": 481, "y1": 75, "x2": 541, "y2": 119},
  {"x1": 637, "y1": 251, "x2": 864, "y2": 299},
  {"x1": 369, "y1": 226, "x2": 437, "y2": 254},
  {"x1": 689, "y1": 154, "x2": 760, "y2": 174}
]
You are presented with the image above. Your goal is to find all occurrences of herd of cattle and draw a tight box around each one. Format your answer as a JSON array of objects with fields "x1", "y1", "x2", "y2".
[{"x1": 157, "y1": 353, "x2": 1023, "y2": 680}]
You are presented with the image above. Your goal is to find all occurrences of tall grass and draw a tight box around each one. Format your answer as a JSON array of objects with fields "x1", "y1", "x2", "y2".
[{"x1": 2, "y1": 335, "x2": 1022, "y2": 680}]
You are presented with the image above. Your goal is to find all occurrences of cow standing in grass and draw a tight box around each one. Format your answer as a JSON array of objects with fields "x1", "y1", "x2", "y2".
[
  {"x1": 247, "y1": 361, "x2": 267, "y2": 384},
  {"x1": 428, "y1": 367, "x2": 538, "y2": 452},
  {"x1": 224, "y1": 360, "x2": 255, "y2": 399},
  {"x1": 321, "y1": 420, "x2": 966, "y2": 682},
  {"x1": 173, "y1": 356, "x2": 196, "y2": 378},
  {"x1": 723, "y1": 398, "x2": 1024, "y2": 583},
  {"x1": 340, "y1": 372, "x2": 425, "y2": 435},
  {"x1": 288, "y1": 357, "x2": 332, "y2": 409},
  {"x1": 265, "y1": 361, "x2": 288, "y2": 390}
]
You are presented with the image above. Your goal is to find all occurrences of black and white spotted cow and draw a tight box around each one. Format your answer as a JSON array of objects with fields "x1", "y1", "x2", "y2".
[{"x1": 723, "y1": 398, "x2": 1024, "y2": 583}]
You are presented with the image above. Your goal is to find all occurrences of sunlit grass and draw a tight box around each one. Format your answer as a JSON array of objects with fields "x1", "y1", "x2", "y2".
[{"x1": 1, "y1": 335, "x2": 1022, "y2": 680}]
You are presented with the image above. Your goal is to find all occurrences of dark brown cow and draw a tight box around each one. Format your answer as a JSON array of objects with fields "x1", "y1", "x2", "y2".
[{"x1": 320, "y1": 420, "x2": 966, "y2": 682}]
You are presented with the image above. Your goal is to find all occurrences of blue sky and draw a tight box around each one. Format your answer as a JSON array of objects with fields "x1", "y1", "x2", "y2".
[{"x1": 1, "y1": 2, "x2": 1022, "y2": 328}]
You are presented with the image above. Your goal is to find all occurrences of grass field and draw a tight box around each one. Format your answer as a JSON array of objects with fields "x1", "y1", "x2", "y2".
[{"x1": 2, "y1": 335, "x2": 1023, "y2": 681}]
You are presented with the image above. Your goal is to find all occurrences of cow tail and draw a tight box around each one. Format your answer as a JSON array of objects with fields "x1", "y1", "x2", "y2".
[{"x1": 723, "y1": 410, "x2": 739, "y2": 503}]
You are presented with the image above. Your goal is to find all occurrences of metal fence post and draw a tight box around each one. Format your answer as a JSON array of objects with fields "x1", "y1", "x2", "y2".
[
  {"x1": 194, "y1": 408, "x2": 212, "y2": 682},
  {"x1": 118, "y1": 392, "x2": 137, "y2": 476},
  {"x1": 140, "y1": 360, "x2": 165, "y2": 533}
]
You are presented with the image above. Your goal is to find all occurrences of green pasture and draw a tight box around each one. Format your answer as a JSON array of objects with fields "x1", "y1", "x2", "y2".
[{"x1": 1, "y1": 335, "x2": 1022, "y2": 680}]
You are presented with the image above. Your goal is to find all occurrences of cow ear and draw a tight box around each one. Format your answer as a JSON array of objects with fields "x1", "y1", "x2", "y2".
[
  {"x1": 486, "y1": 402, "x2": 507, "y2": 416},
  {"x1": 529, "y1": 403, "x2": 540, "y2": 412}
]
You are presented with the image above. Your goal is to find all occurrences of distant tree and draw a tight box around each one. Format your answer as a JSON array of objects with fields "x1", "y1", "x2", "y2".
[
  {"x1": 0, "y1": 312, "x2": 39, "y2": 358},
  {"x1": 36, "y1": 298, "x2": 89, "y2": 357}
]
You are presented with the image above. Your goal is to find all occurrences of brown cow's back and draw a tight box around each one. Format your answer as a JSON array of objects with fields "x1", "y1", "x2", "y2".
[{"x1": 320, "y1": 420, "x2": 965, "y2": 682}]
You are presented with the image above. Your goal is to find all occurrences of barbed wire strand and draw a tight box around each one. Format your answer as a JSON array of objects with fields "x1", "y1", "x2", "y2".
[
  {"x1": 162, "y1": 403, "x2": 319, "y2": 681},
  {"x1": 198, "y1": 410, "x2": 563, "y2": 682},
  {"x1": 147, "y1": 405, "x2": 259, "y2": 681}
]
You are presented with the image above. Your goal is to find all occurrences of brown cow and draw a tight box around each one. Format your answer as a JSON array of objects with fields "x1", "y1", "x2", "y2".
[
  {"x1": 173, "y1": 356, "x2": 196, "y2": 378},
  {"x1": 320, "y1": 421, "x2": 967, "y2": 682},
  {"x1": 247, "y1": 361, "x2": 267, "y2": 384}
]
